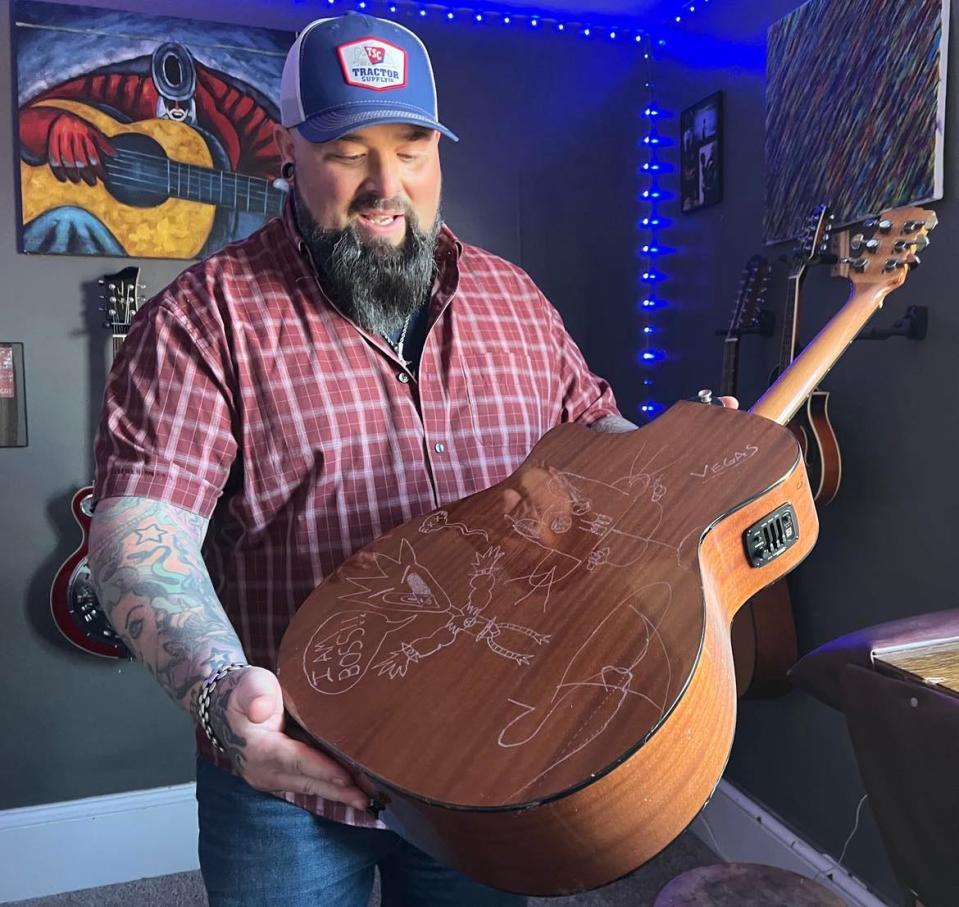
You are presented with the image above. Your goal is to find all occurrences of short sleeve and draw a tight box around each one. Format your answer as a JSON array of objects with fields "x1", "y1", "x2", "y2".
[
  {"x1": 92, "y1": 298, "x2": 237, "y2": 519},
  {"x1": 543, "y1": 295, "x2": 622, "y2": 427}
]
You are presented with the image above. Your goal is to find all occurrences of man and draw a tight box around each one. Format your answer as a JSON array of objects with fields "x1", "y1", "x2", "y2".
[{"x1": 89, "y1": 13, "x2": 730, "y2": 906}]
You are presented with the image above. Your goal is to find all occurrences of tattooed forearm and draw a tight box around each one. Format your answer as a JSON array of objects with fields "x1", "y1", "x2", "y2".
[{"x1": 88, "y1": 495, "x2": 247, "y2": 718}]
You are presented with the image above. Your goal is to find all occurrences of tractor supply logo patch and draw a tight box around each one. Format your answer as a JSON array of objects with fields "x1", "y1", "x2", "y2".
[{"x1": 338, "y1": 38, "x2": 407, "y2": 91}]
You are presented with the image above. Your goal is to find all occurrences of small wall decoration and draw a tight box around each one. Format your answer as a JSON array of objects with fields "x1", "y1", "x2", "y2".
[
  {"x1": 0, "y1": 343, "x2": 28, "y2": 448},
  {"x1": 680, "y1": 91, "x2": 723, "y2": 214},
  {"x1": 765, "y1": 0, "x2": 948, "y2": 243},
  {"x1": 14, "y1": 1, "x2": 293, "y2": 259}
]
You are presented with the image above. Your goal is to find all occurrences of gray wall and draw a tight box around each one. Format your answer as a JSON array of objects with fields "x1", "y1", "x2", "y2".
[
  {"x1": 653, "y1": 2, "x2": 958, "y2": 902},
  {"x1": 0, "y1": 0, "x2": 642, "y2": 806}
]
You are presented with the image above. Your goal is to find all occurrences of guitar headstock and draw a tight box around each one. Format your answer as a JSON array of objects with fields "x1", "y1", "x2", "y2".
[
  {"x1": 790, "y1": 204, "x2": 834, "y2": 277},
  {"x1": 98, "y1": 266, "x2": 145, "y2": 342},
  {"x1": 727, "y1": 254, "x2": 771, "y2": 338},
  {"x1": 831, "y1": 206, "x2": 937, "y2": 296}
]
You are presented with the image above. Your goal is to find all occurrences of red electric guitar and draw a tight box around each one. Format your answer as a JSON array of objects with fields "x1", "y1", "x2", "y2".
[{"x1": 49, "y1": 268, "x2": 143, "y2": 658}]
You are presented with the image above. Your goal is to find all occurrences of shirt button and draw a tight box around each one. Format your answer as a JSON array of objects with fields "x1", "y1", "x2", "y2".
[
  {"x1": 397, "y1": 372, "x2": 410, "y2": 383},
  {"x1": 434, "y1": 442, "x2": 446, "y2": 454}
]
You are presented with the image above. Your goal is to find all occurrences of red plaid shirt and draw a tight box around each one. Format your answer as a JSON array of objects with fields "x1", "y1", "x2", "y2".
[{"x1": 93, "y1": 202, "x2": 620, "y2": 826}]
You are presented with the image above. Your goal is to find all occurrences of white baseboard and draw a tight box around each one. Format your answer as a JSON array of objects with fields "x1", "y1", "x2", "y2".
[
  {"x1": 0, "y1": 778, "x2": 891, "y2": 905},
  {"x1": 0, "y1": 783, "x2": 199, "y2": 903},
  {"x1": 692, "y1": 780, "x2": 891, "y2": 907}
]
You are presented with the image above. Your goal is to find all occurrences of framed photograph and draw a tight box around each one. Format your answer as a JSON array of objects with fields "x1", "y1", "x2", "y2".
[{"x1": 680, "y1": 91, "x2": 723, "y2": 214}]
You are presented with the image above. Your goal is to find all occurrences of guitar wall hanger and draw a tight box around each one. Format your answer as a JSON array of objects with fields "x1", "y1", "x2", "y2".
[
  {"x1": 856, "y1": 304, "x2": 928, "y2": 341},
  {"x1": 714, "y1": 310, "x2": 775, "y2": 337}
]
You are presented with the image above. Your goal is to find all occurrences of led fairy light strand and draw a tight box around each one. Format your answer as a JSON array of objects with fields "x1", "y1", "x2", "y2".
[
  {"x1": 638, "y1": 31, "x2": 665, "y2": 419},
  {"x1": 323, "y1": 0, "x2": 652, "y2": 41},
  {"x1": 318, "y1": 0, "x2": 717, "y2": 44}
]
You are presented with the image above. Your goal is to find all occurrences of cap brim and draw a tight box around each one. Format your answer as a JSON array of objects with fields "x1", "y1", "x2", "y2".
[{"x1": 296, "y1": 108, "x2": 459, "y2": 143}]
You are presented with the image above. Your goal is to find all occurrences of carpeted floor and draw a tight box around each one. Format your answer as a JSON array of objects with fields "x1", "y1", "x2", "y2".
[{"x1": 10, "y1": 831, "x2": 717, "y2": 906}]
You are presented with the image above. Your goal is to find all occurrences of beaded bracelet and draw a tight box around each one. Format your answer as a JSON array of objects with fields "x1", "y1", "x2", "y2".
[{"x1": 196, "y1": 662, "x2": 249, "y2": 752}]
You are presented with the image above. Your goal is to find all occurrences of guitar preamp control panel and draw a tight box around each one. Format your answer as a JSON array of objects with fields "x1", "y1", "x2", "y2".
[{"x1": 744, "y1": 503, "x2": 799, "y2": 567}]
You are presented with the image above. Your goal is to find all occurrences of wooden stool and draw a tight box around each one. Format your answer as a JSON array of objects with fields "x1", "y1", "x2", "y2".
[{"x1": 653, "y1": 863, "x2": 846, "y2": 906}]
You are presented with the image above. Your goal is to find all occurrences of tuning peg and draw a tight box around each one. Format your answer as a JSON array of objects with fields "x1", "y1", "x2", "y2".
[
  {"x1": 849, "y1": 257, "x2": 869, "y2": 272},
  {"x1": 907, "y1": 254, "x2": 921, "y2": 270},
  {"x1": 865, "y1": 239, "x2": 880, "y2": 253},
  {"x1": 850, "y1": 233, "x2": 865, "y2": 252},
  {"x1": 863, "y1": 218, "x2": 893, "y2": 233},
  {"x1": 883, "y1": 259, "x2": 907, "y2": 272}
]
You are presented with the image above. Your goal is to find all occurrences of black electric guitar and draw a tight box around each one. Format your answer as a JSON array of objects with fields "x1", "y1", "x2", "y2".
[{"x1": 49, "y1": 268, "x2": 142, "y2": 658}]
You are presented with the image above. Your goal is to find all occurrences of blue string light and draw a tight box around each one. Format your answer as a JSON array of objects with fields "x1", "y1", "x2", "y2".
[{"x1": 316, "y1": 0, "x2": 715, "y2": 45}]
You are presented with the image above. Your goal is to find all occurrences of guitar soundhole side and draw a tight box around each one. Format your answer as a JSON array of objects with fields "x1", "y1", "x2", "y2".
[{"x1": 105, "y1": 133, "x2": 171, "y2": 208}]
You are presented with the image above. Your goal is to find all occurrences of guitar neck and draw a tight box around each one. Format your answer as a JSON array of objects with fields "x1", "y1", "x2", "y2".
[
  {"x1": 752, "y1": 283, "x2": 889, "y2": 425},
  {"x1": 777, "y1": 272, "x2": 803, "y2": 371},
  {"x1": 115, "y1": 149, "x2": 285, "y2": 216},
  {"x1": 166, "y1": 158, "x2": 285, "y2": 215}
]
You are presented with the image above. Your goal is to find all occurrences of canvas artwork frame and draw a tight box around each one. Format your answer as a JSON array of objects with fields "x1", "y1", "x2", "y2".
[
  {"x1": 13, "y1": 0, "x2": 293, "y2": 259},
  {"x1": 765, "y1": 0, "x2": 949, "y2": 243},
  {"x1": 680, "y1": 91, "x2": 723, "y2": 214}
]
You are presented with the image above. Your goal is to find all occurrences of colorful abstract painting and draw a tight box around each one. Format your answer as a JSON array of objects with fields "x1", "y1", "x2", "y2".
[
  {"x1": 14, "y1": 1, "x2": 292, "y2": 259},
  {"x1": 765, "y1": 0, "x2": 948, "y2": 243}
]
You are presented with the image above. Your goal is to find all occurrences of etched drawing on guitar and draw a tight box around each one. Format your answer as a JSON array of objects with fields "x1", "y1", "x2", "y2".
[{"x1": 49, "y1": 269, "x2": 141, "y2": 659}]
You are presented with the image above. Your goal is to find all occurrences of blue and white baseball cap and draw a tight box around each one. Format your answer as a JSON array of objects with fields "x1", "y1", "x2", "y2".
[{"x1": 280, "y1": 14, "x2": 459, "y2": 143}]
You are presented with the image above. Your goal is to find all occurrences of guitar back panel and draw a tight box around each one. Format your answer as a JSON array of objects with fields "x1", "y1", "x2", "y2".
[{"x1": 279, "y1": 403, "x2": 806, "y2": 811}]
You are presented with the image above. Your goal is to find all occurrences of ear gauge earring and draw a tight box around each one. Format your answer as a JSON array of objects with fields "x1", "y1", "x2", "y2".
[{"x1": 274, "y1": 160, "x2": 294, "y2": 193}]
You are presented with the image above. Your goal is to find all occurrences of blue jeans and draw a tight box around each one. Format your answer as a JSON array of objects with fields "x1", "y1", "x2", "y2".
[{"x1": 196, "y1": 760, "x2": 527, "y2": 907}]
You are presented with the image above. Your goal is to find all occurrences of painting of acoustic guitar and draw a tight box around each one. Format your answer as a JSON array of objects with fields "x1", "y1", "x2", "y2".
[
  {"x1": 20, "y1": 99, "x2": 286, "y2": 260},
  {"x1": 14, "y1": 3, "x2": 292, "y2": 258}
]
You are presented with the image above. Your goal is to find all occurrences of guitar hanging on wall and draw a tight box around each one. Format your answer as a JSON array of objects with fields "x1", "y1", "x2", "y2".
[
  {"x1": 49, "y1": 268, "x2": 142, "y2": 659},
  {"x1": 730, "y1": 206, "x2": 835, "y2": 698},
  {"x1": 777, "y1": 204, "x2": 843, "y2": 504}
]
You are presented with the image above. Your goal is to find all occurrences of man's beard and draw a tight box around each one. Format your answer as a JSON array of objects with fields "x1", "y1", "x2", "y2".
[{"x1": 293, "y1": 187, "x2": 441, "y2": 337}]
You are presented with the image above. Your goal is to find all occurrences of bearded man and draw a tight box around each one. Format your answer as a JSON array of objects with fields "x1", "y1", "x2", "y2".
[{"x1": 88, "y1": 12, "x2": 637, "y2": 906}]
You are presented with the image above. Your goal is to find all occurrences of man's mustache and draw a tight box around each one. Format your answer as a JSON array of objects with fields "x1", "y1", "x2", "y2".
[{"x1": 349, "y1": 195, "x2": 414, "y2": 218}]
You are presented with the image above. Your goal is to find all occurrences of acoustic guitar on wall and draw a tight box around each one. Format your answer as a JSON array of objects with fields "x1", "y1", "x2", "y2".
[
  {"x1": 49, "y1": 268, "x2": 142, "y2": 659},
  {"x1": 277, "y1": 207, "x2": 936, "y2": 895},
  {"x1": 731, "y1": 206, "x2": 836, "y2": 698}
]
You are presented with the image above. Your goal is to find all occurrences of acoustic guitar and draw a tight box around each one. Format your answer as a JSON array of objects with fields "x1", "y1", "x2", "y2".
[
  {"x1": 277, "y1": 206, "x2": 935, "y2": 895},
  {"x1": 20, "y1": 100, "x2": 286, "y2": 259},
  {"x1": 731, "y1": 207, "x2": 835, "y2": 698},
  {"x1": 49, "y1": 268, "x2": 141, "y2": 659},
  {"x1": 778, "y1": 205, "x2": 843, "y2": 504}
]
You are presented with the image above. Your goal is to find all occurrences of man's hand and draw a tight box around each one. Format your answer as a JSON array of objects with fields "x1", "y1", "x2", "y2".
[
  {"x1": 208, "y1": 666, "x2": 370, "y2": 810},
  {"x1": 718, "y1": 396, "x2": 739, "y2": 409},
  {"x1": 47, "y1": 112, "x2": 114, "y2": 185}
]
